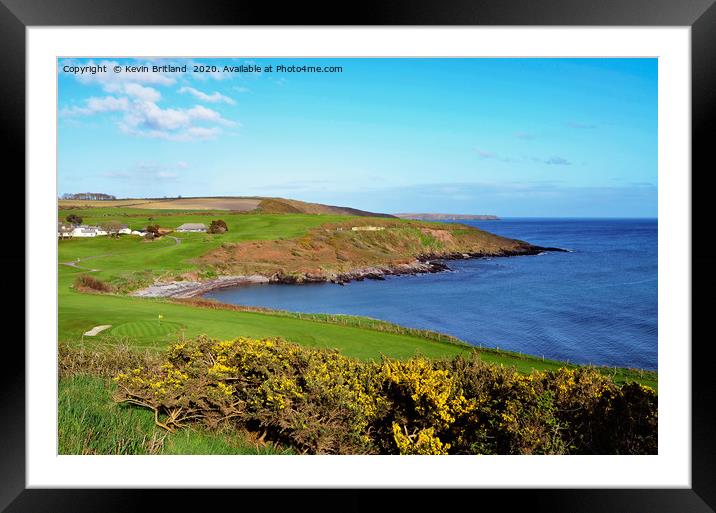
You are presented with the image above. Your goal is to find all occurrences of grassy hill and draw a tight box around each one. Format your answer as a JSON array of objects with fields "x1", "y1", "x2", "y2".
[{"x1": 200, "y1": 217, "x2": 540, "y2": 279}]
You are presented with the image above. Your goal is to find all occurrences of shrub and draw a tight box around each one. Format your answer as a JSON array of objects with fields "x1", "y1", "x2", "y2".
[
  {"x1": 372, "y1": 358, "x2": 471, "y2": 454},
  {"x1": 73, "y1": 274, "x2": 113, "y2": 293},
  {"x1": 114, "y1": 336, "x2": 378, "y2": 454},
  {"x1": 208, "y1": 220, "x2": 228, "y2": 234},
  {"x1": 113, "y1": 337, "x2": 657, "y2": 455},
  {"x1": 109, "y1": 270, "x2": 156, "y2": 294},
  {"x1": 59, "y1": 342, "x2": 160, "y2": 380},
  {"x1": 66, "y1": 213, "x2": 83, "y2": 225}
]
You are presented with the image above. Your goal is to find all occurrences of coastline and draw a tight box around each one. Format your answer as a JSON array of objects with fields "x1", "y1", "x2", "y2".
[{"x1": 131, "y1": 245, "x2": 566, "y2": 299}]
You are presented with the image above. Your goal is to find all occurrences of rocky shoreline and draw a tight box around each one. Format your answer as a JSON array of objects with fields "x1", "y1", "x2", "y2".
[
  {"x1": 132, "y1": 275, "x2": 270, "y2": 299},
  {"x1": 131, "y1": 245, "x2": 566, "y2": 299}
]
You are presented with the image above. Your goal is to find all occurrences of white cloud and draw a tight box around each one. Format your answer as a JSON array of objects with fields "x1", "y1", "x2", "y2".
[
  {"x1": 179, "y1": 86, "x2": 235, "y2": 105},
  {"x1": 60, "y1": 59, "x2": 239, "y2": 141},
  {"x1": 120, "y1": 83, "x2": 162, "y2": 102},
  {"x1": 119, "y1": 102, "x2": 234, "y2": 137},
  {"x1": 183, "y1": 126, "x2": 221, "y2": 140},
  {"x1": 120, "y1": 123, "x2": 222, "y2": 142},
  {"x1": 87, "y1": 96, "x2": 129, "y2": 112},
  {"x1": 543, "y1": 156, "x2": 572, "y2": 165},
  {"x1": 61, "y1": 95, "x2": 129, "y2": 116},
  {"x1": 103, "y1": 161, "x2": 184, "y2": 181},
  {"x1": 475, "y1": 149, "x2": 496, "y2": 159},
  {"x1": 130, "y1": 102, "x2": 190, "y2": 131},
  {"x1": 186, "y1": 105, "x2": 221, "y2": 122},
  {"x1": 186, "y1": 105, "x2": 236, "y2": 126},
  {"x1": 61, "y1": 68, "x2": 235, "y2": 141},
  {"x1": 65, "y1": 97, "x2": 233, "y2": 141}
]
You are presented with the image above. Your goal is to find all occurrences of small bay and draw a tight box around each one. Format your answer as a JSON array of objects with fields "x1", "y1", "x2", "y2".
[{"x1": 205, "y1": 218, "x2": 658, "y2": 370}]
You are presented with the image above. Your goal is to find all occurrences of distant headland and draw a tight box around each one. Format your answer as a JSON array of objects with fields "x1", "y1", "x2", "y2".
[{"x1": 394, "y1": 213, "x2": 500, "y2": 221}]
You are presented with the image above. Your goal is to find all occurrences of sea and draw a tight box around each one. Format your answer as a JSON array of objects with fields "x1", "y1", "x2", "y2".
[{"x1": 204, "y1": 218, "x2": 658, "y2": 370}]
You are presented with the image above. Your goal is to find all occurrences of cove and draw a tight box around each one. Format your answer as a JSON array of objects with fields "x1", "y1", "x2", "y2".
[{"x1": 204, "y1": 218, "x2": 658, "y2": 370}]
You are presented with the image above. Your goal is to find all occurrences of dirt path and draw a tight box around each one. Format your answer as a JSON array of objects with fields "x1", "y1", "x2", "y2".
[{"x1": 61, "y1": 253, "x2": 113, "y2": 272}]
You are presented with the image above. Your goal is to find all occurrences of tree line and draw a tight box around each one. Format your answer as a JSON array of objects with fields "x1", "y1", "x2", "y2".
[{"x1": 61, "y1": 193, "x2": 117, "y2": 200}]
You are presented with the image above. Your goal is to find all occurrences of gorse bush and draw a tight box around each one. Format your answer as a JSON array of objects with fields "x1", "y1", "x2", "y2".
[
  {"x1": 114, "y1": 337, "x2": 379, "y2": 453},
  {"x1": 113, "y1": 336, "x2": 657, "y2": 455},
  {"x1": 59, "y1": 342, "x2": 160, "y2": 380},
  {"x1": 73, "y1": 274, "x2": 113, "y2": 293}
]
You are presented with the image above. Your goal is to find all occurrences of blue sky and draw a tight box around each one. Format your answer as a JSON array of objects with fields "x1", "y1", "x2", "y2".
[{"x1": 58, "y1": 58, "x2": 657, "y2": 217}]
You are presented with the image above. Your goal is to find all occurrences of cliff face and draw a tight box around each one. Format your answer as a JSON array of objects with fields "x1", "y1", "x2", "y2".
[{"x1": 196, "y1": 218, "x2": 556, "y2": 284}]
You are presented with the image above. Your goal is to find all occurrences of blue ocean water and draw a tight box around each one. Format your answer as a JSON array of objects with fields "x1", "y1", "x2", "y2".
[{"x1": 205, "y1": 219, "x2": 657, "y2": 370}]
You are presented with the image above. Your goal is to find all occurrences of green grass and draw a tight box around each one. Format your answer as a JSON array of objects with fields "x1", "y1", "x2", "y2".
[
  {"x1": 59, "y1": 212, "x2": 354, "y2": 287},
  {"x1": 60, "y1": 291, "x2": 473, "y2": 360},
  {"x1": 59, "y1": 374, "x2": 291, "y2": 455},
  {"x1": 58, "y1": 210, "x2": 657, "y2": 383},
  {"x1": 109, "y1": 320, "x2": 183, "y2": 339},
  {"x1": 57, "y1": 208, "x2": 657, "y2": 454},
  {"x1": 59, "y1": 208, "x2": 351, "y2": 242}
]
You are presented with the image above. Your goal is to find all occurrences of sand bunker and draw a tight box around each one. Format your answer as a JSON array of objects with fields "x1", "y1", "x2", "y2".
[{"x1": 83, "y1": 325, "x2": 112, "y2": 336}]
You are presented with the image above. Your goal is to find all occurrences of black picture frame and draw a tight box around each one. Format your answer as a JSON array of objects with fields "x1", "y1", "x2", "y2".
[{"x1": 3, "y1": 1, "x2": 713, "y2": 511}]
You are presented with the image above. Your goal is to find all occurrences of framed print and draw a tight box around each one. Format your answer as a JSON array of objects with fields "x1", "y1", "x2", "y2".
[{"x1": 3, "y1": 0, "x2": 715, "y2": 511}]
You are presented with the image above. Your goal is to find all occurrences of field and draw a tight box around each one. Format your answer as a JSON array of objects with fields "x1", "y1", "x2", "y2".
[
  {"x1": 118, "y1": 197, "x2": 263, "y2": 210},
  {"x1": 59, "y1": 199, "x2": 157, "y2": 208},
  {"x1": 59, "y1": 197, "x2": 262, "y2": 210},
  {"x1": 59, "y1": 196, "x2": 392, "y2": 216},
  {"x1": 58, "y1": 205, "x2": 657, "y2": 454},
  {"x1": 58, "y1": 211, "x2": 353, "y2": 285}
]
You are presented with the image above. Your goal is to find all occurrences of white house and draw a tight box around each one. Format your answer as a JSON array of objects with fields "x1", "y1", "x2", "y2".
[
  {"x1": 66, "y1": 224, "x2": 127, "y2": 237},
  {"x1": 60, "y1": 222, "x2": 146, "y2": 238},
  {"x1": 175, "y1": 223, "x2": 207, "y2": 233},
  {"x1": 71, "y1": 225, "x2": 99, "y2": 237}
]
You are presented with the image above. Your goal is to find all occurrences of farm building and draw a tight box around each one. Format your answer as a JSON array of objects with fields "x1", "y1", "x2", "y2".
[
  {"x1": 175, "y1": 223, "x2": 207, "y2": 233},
  {"x1": 351, "y1": 226, "x2": 385, "y2": 231},
  {"x1": 71, "y1": 225, "x2": 103, "y2": 237},
  {"x1": 58, "y1": 223, "x2": 133, "y2": 238}
]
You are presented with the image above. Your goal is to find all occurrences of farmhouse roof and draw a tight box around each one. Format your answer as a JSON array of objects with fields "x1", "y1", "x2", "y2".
[{"x1": 176, "y1": 223, "x2": 207, "y2": 230}]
